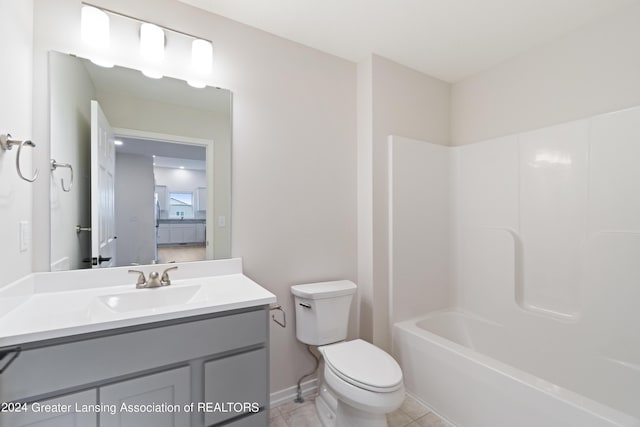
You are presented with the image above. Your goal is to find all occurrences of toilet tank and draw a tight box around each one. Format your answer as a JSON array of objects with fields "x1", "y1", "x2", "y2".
[{"x1": 291, "y1": 280, "x2": 356, "y2": 346}]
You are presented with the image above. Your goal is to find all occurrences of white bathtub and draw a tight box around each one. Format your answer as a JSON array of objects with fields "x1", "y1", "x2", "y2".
[{"x1": 393, "y1": 310, "x2": 640, "y2": 427}]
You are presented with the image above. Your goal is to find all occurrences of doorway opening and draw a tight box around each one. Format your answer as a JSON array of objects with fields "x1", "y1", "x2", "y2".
[{"x1": 113, "y1": 128, "x2": 213, "y2": 266}]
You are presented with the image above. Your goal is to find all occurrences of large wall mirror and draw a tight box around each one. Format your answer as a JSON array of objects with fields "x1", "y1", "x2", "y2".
[{"x1": 49, "y1": 52, "x2": 232, "y2": 271}]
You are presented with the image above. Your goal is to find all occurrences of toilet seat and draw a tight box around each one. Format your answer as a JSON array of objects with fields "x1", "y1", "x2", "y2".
[{"x1": 322, "y1": 339, "x2": 403, "y2": 393}]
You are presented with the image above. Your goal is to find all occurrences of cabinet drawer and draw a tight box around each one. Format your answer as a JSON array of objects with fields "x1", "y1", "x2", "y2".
[
  {"x1": 203, "y1": 348, "x2": 267, "y2": 426},
  {"x1": 1, "y1": 309, "x2": 267, "y2": 402},
  {"x1": 2, "y1": 389, "x2": 97, "y2": 427}
]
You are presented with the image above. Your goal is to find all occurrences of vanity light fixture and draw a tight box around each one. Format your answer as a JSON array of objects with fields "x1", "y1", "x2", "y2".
[
  {"x1": 80, "y1": 5, "x2": 113, "y2": 68},
  {"x1": 140, "y1": 23, "x2": 165, "y2": 62},
  {"x1": 141, "y1": 70, "x2": 164, "y2": 79},
  {"x1": 81, "y1": 5, "x2": 109, "y2": 48},
  {"x1": 191, "y1": 39, "x2": 213, "y2": 74},
  {"x1": 187, "y1": 80, "x2": 206, "y2": 89},
  {"x1": 80, "y1": 4, "x2": 214, "y2": 83},
  {"x1": 114, "y1": 140, "x2": 123, "y2": 146}
]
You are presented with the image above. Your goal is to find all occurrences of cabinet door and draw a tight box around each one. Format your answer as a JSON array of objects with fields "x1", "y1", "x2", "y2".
[
  {"x1": 204, "y1": 348, "x2": 267, "y2": 426},
  {"x1": 99, "y1": 367, "x2": 190, "y2": 427},
  {"x1": 195, "y1": 223, "x2": 206, "y2": 243},
  {"x1": 196, "y1": 187, "x2": 206, "y2": 211},
  {"x1": 182, "y1": 225, "x2": 196, "y2": 243},
  {"x1": 156, "y1": 225, "x2": 170, "y2": 244},
  {"x1": 155, "y1": 186, "x2": 167, "y2": 211},
  {"x1": 2, "y1": 390, "x2": 97, "y2": 427},
  {"x1": 168, "y1": 226, "x2": 184, "y2": 244}
]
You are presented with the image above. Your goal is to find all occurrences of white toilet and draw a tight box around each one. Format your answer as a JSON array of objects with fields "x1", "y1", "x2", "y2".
[{"x1": 291, "y1": 280, "x2": 405, "y2": 427}]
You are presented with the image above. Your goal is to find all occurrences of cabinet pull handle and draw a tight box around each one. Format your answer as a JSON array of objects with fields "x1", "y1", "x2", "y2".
[{"x1": 0, "y1": 346, "x2": 21, "y2": 375}]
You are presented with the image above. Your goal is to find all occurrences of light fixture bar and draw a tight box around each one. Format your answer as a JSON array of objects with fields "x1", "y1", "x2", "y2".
[{"x1": 81, "y1": 2, "x2": 213, "y2": 45}]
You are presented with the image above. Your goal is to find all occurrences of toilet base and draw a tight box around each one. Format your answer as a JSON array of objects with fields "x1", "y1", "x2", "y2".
[
  {"x1": 335, "y1": 400, "x2": 388, "y2": 427},
  {"x1": 316, "y1": 382, "x2": 338, "y2": 427},
  {"x1": 315, "y1": 382, "x2": 389, "y2": 427}
]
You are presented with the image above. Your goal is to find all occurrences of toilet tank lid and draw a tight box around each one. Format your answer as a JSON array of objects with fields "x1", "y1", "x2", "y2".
[{"x1": 291, "y1": 280, "x2": 356, "y2": 299}]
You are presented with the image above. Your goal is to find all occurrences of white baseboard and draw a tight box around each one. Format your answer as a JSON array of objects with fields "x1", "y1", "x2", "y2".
[{"x1": 270, "y1": 378, "x2": 319, "y2": 408}]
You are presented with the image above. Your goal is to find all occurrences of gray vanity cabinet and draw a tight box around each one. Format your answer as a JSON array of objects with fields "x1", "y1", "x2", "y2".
[
  {"x1": 204, "y1": 348, "x2": 268, "y2": 426},
  {"x1": 0, "y1": 307, "x2": 269, "y2": 427},
  {"x1": 99, "y1": 367, "x2": 191, "y2": 427},
  {"x1": 1, "y1": 390, "x2": 97, "y2": 427}
]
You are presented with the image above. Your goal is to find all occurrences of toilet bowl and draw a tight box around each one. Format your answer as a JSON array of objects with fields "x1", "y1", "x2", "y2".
[
  {"x1": 291, "y1": 281, "x2": 405, "y2": 427},
  {"x1": 321, "y1": 339, "x2": 405, "y2": 426}
]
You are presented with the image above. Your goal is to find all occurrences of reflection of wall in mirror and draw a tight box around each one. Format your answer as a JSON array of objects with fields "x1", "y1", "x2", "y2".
[{"x1": 49, "y1": 52, "x2": 95, "y2": 270}]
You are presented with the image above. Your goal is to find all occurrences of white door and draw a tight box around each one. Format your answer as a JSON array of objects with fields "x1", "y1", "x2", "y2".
[{"x1": 90, "y1": 100, "x2": 116, "y2": 268}]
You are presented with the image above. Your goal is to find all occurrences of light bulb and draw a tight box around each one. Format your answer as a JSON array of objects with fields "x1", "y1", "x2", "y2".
[
  {"x1": 140, "y1": 23, "x2": 165, "y2": 62},
  {"x1": 191, "y1": 39, "x2": 213, "y2": 74},
  {"x1": 81, "y1": 6, "x2": 110, "y2": 48},
  {"x1": 141, "y1": 70, "x2": 163, "y2": 79},
  {"x1": 187, "y1": 80, "x2": 206, "y2": 89}
]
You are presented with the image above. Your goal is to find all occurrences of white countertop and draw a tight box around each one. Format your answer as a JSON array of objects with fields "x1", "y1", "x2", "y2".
[{"x1": 0, "y1": 258, "x2": 276, "y2": 347}]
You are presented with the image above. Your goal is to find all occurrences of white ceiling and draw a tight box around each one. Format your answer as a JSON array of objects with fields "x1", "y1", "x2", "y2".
[
  {"x1": 116, "y1": 137, "x2": 206, "y2": 170},
  {"x1": 178, "y1": 0, "x2": 638, "y2": 82}
]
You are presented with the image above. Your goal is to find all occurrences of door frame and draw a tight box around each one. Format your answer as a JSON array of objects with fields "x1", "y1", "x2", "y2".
[{"x1": 113, "y1": 128, "x2": 215, "y2": 261}]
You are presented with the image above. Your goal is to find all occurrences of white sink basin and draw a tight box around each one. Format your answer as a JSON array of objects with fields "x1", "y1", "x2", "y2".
[
  {"x1": 97, "y1": 285, "x2": 202, "y2": 313},
  {"x1": 0, "y1": 259, "x2": 277, "y2": 347}
]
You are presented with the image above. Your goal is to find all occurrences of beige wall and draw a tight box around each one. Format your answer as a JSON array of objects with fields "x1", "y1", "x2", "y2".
[
  {"x1": 0, "y1": 0, "x2": 33, "y2": 287},
  {"x1": 49, "y1": 52, "x2": 95, "y2": 271},
  {"x1": 7, "y1": 0, "x2": 640, "y2": 398},
  {"x1": 452, "y1": 2, "x2": 640, "y2": 145},
  {"x1": 359, "y1": 55, "x2": 451, "y2": 351},
  {"x1": 31, "y1": 0, "x2": 357, "y2": 394}
]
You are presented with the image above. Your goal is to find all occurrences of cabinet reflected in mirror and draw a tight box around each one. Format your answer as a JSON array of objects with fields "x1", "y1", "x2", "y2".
[{"x1": 49, "y1": 52, "x2": 232, "y2": 271}]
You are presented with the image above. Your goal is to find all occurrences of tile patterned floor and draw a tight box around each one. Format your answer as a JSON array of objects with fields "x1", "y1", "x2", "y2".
[{"x1": 270, "y1": 394, "x2": 452, "y2": 427}]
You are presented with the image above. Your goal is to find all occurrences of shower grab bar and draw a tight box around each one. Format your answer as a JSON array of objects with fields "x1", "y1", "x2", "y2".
[
  {"x1": 50, "y1": 159, "x2": 74, "y2": 192},
  {"x1": 0, "y1": 134, "x2": 39, "y2": 182}
]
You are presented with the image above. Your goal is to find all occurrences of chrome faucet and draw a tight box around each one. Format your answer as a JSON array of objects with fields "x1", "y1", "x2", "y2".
[{"x1": 128, "y1": 266, "x2": 178, "y2": 288}]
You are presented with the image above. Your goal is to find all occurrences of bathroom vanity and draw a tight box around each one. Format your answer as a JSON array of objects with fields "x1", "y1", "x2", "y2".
[
  {"x1": 0, "y1": 259, "x2": 275, "y2": 427},
  {"x1": 157, "y1": 220, "x2": 207, "y2": 245}
]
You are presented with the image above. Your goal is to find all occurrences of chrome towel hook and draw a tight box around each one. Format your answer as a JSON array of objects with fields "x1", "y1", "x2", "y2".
[
  {"x1": 1, "y1": 133, "x2": 39, "y2": 183},
  {"x1": 50, "y1": 159, "x2": 74, "y2": 192}
]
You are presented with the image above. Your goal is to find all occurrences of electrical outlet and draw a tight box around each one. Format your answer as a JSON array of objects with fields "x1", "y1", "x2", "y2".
[{"x1": 217, "y1": 216, "x2": 226, "y2": 227}]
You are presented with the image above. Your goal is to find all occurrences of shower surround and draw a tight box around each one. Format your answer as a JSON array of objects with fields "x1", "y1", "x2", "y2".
[{"x1": 389, "y1": 106, "x2": 640, "y2": 426}]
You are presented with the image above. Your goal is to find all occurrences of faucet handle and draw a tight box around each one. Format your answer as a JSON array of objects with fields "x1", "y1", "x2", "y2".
[
  {"x1": 161, "y1": 266, "x2": 178, "y2": 286},
  {"x1": 128, "y1": 270, "x2": 146, "y2": 288}
]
